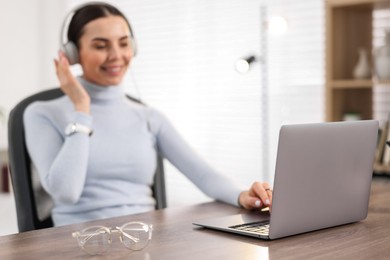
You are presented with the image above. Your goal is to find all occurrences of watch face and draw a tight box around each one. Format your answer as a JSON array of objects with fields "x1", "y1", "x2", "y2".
[
  {"x1": 65, "y1": 123, "x2": 77, "y2": 136},
  {"x1": 65, "y1": 123, "x2": 93, "y2": 136}
]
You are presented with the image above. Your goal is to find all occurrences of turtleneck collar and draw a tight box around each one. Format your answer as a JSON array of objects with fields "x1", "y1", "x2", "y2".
[{"x1": 77, "y1": 76, "x2": 125, "y2": 102}]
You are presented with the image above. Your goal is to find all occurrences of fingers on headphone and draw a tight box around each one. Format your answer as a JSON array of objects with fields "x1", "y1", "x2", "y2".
[{"x1": 58, "y1": 50, "x2": 71, "y2": 67}]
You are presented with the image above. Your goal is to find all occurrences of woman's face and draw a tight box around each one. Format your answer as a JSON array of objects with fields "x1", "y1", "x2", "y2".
[{"x1": 78, "y1": 16, "x2": 133, "y2": 86}]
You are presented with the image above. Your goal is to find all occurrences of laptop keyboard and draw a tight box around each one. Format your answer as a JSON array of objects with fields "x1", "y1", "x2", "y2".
[{"x1": 229, "y1": 222, "x2": 270, "y2": 236}]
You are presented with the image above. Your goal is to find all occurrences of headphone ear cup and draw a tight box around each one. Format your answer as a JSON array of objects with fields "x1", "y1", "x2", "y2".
[{"x1": 61, "y1": 41, "x2": 79, "y2": 65}]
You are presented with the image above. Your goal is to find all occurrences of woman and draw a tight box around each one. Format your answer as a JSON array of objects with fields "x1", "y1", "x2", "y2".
[{"x1": 24, "y1": 2, "x2": 272, "y2": 226}]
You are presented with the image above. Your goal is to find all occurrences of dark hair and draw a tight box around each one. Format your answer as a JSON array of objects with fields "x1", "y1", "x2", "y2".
[{"x1": 67, "y1": 3, "x2": 132, "y2": 48}]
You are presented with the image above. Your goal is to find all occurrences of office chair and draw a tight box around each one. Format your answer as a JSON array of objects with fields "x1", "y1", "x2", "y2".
[{"x1": 8, "y1": 88, "x2": 167, "y2": 232}]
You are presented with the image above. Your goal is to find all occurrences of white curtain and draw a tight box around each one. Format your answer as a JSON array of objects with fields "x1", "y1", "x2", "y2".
[{"x1": 373, "y1": 8, "x2": 390, "y2": 125}]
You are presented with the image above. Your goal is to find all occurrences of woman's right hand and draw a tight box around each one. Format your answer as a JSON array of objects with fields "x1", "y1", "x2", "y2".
[
  {"x1": 54, "y1": 51, "x2": 91, "y2": 114},
  {"x1": 238, "y1": 181, "x2": 273, "y2": 211}
]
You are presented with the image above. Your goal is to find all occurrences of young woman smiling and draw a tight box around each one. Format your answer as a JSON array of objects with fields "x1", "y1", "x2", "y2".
[{"x1": 24, "y1": 2, "x2": 272, "y2": 226}]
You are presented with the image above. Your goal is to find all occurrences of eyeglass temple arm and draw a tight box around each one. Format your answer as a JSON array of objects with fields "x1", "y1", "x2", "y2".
[{"x1": 114, "y1": 227, "x2": 140, "y2": 243}]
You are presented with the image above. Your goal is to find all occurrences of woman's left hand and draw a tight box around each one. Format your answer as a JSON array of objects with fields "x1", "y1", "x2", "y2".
[{"x1": 238, "y1": 181, "x2": 273, "y2": 211}]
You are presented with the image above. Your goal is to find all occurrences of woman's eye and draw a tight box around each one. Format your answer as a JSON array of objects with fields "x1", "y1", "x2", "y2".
[
  {"x1": 94, "y1": 45, "x2": 107, "y2": 50},
  {"x1": 120, "y1": 42, "x2": 129, "y2": 48}
]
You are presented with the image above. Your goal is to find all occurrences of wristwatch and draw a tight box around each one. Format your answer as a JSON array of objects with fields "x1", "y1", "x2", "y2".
[{"x1": 65, "y1": 123, "x2": 93, "y2": 137}]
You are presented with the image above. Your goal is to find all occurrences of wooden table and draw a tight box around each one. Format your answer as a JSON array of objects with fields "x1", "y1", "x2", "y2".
[{"x1": 1, "y1": 176, "x2": 390, "y2": 259}]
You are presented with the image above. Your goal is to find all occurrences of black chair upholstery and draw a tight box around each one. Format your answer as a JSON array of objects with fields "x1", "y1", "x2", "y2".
[{"x1": 8, "y1": 88, "x2": 166, "y2": 232}]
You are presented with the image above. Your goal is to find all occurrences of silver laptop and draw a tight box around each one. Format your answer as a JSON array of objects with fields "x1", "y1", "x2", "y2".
[{"x1": 193, "y1": 120, "x2": 379, "y2": 240}]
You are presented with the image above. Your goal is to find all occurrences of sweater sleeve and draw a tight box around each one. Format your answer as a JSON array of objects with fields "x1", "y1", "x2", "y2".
[
  {"x1": 150, "y1": 109, "x2": 246, "y2": 206},
  {"x1": 24, "y1": 102, "x2": 93, "y2": 204}
]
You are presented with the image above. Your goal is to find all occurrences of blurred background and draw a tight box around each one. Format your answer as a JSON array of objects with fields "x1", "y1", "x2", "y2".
[{"x1": 0, "y1": 0, "x2": 327, "y2": 235}]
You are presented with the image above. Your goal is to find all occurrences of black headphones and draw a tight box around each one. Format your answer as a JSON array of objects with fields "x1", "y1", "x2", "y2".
[{"x1": 60, "y1": 2, "x2": 137, "y2": 65}]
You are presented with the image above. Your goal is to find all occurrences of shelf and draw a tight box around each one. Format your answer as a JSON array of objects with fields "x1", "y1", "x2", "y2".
[
  {"x1": 327, "y1": 0, "x2": 390, "y2": 8},
  {"x1": 374, "y1": 162, "x2": 390, "y2": 175},
  {"x1": 330, "y1": 79, "x2": 390, "y2": 89},
  {"x1": 374, "y1": 79, "x2": 390, "y2": 86},
  {"x1": 325, "y1": 0, "x2": 390, "y2": 124},
  {"x1": 330, "y1": 79, "x2": 373, "y2": 89}
]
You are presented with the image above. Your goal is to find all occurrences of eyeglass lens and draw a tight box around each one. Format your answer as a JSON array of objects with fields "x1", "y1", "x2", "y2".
[
  {"x1": 78, "y1": 226, "x2": 111, "y2": 255},
  {"x1": 119, "y1": 222, "x2": 152, "y2": 250}
]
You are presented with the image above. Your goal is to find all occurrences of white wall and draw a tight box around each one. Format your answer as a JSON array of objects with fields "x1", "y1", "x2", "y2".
[
  {"x1": 0, "y1": 1, "x2": 40, "y2": 110},
  {"x1": 0, "y1": 0, "x2": 66, "y2": 149}
]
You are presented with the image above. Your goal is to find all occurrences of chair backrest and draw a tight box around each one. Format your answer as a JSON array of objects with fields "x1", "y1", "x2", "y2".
[{"x1": 8, "y1": 88, "x2": 166, "y2": 232}]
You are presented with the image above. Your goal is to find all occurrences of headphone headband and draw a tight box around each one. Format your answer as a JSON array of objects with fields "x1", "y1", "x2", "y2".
[{"x1": 60, "y1": 1, "x2": 137, "y2": 65}]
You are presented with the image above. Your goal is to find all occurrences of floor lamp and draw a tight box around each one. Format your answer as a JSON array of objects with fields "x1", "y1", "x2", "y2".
[{"x1": 234, "y1": 6, "x2": 270, "y2": 182}]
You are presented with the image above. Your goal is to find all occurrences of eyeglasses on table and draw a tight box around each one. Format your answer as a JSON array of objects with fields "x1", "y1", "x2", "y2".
[{"x1": 72, "y1": 221, "x2": 153, "y2": 255}]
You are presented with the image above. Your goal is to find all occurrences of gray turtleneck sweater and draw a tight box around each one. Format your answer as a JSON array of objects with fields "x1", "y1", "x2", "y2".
[{"x1": 24, "y1": 77, "x2": 244, "y2": 226}]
